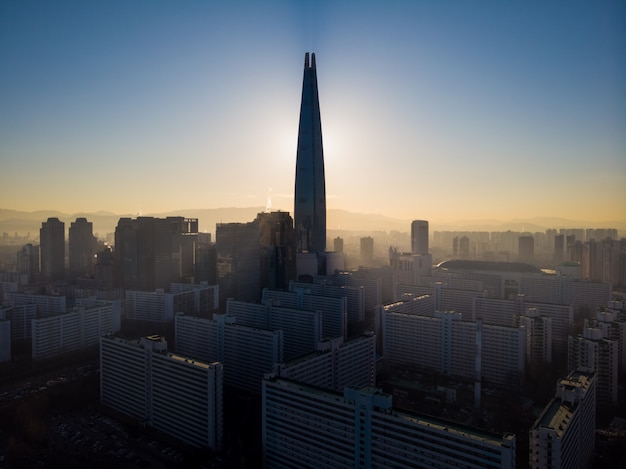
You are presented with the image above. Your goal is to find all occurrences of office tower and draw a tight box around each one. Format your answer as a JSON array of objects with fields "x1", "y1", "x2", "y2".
[
  {"x1": 411, "y1": 220, "x2": 429, "y2": 255},
  {"x1": 17, "y1": 243, "x2": 39, "y2": 278},
  {"x1": 40, "y1": 217, "x2": 65, "y2": 280},
  {"x1": 195, "y1": 232, "x2": 217, "y2": 285},
  {"x1": 68, "y1": 217, "x2": 95, "y2": 276},
  {"x1": 94, "y1": 246, "x2": 114, "y2": 289},
  {"x1": 262, "y1": 378, "x2": 516, "y2": 468},
  {"x1": 360, "y1": 236, "x2": 374, "y2": 265},
  {"x1": 100, "y1": 334, "x2": 223, "y2": 451},
  {"x1": 114, "y1": 216, "x2": 198, "y2": 291},
  {"x1": 294, "y1": 52, "x2": 326, "y2": 254},
  {"x1": 257, "y1": 211, "x2": 296, "y2": 291},
  {"x1": 333, "y1": 236, "x2": 344, "y2": 252},
  {"x1": 518, "y1": 235, "x2": 534, "y2": 263},
  {"x1": 529, "y1": 370, "x2": 595, "y2": 469},
  {"x1": 216, "y1": 219, "x2": 261, "y2": 306},
  {"x1": 216, "y1": 211, "x2": 296, "y2": 307}
]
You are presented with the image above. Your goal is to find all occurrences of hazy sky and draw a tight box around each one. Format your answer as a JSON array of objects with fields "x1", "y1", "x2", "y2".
[{"x1": 1, "y1": 1, "x2": 624, "y2": 224}]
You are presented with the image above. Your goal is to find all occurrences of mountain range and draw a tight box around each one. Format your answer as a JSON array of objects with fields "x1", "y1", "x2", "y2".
[{"x1": 1, "y1": 208, "x2": 624, "y2": 239}]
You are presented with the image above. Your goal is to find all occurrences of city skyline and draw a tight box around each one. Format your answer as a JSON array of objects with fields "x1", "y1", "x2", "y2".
[{"x1": 1, "y1": 2, "x2": 624, "y2": 224}]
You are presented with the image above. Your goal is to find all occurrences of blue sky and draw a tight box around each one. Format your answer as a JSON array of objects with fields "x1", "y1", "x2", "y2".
[{"x1": 1, "y1": 1, "x2": 624, "y2": 224}]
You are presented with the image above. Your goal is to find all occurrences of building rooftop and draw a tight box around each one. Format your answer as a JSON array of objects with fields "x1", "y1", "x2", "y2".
[
  {"x1": 535, "y1": 398, "x2": 575, "y2": 438},
  {"x1": 436, "y1": 260, "x2": 542, "y2": 274},
  {"x1": 267, "y1": 378, "x2": 514, "y2": 447}
]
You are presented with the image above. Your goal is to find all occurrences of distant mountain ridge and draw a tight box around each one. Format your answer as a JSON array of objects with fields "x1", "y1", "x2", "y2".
[{"x1": 0, "y1": 208, "x2": 624, "y2": 238}]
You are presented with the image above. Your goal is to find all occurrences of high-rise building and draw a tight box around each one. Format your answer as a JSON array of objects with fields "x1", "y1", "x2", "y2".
[
  {"x1": 411, "y1": 220, "x2": 429, "y2": 255},
  {"x1": 519, "y1": 235, "x2": 534, "y2": 263},
  {"x1": 569, "y1": 324, "x2": 619, "y2": 408},
  {"x1": 262, "y1": 378, "x2": 516, "y2": 468},
  {"x1": 529, "y1": 370, "x2": 596, "y2": 469},
  {"x1": 114, "y1": 216, "x2": 198, "y2": 291},
  {"x1": 69, "y1": 217, "x2": 95, "y2": 276},
  {"x1": 554, "y1": 234, "x2": 565, "y2": 264},
  {"x1": 257, "y1": 211, "x2": 296, "y2": 291},
  {"x1": 215, "y1": 211, "x2": 295, "y2": 307},
  {"x1": 175, "y1": 313, "x2": 282, "y2": 393},
  {"x1": 40, "y1": 217, "x2": 65, "y2": 280},
  {"x1": 360, "y1": 236, "x2": 374, "y2": 264},
  {"x1": 100, "y1": 334, "x2": 223, "y2": 451},
  {"x1": 294, "y1": 52, "x2": 326, "y2": 254},
  {"x1": 459, "y1": 235, "x2": 470, "y2": 259},
  {"x1": 17, "y1": 243, "x2": 39, "y2": 278}
]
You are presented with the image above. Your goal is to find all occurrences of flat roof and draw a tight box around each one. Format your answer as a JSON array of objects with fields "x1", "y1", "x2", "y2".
[{"x1": 267, "y1": 378, "x2": 513, "y2": 446}]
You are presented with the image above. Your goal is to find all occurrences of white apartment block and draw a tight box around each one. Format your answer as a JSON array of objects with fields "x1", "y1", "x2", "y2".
[
  {"x1": 273, "y1": 333, "x2": 376, "y2": 392},
  {"x1": 1, "y1": 303, "x2": 36, "y2": 340},
  {"x1": 395, "y1": 282, "x2": 486, "y2": 321},
  {"x1": 262, "y1": 378, "x2": 516, "y2": 469},
  {"x1": 474, "y1": 296, "x2": 573, "y2": 359},
  {"x1": 262, "y1": 288, "x2": 347, "y2": 339},
  {"x1": 175, "y1": 313, "x2": 282, "y2": 393},
  {"x1": 590, "y1": 304, "x2": 626, "y2": 372},
  {"x1": 0, "y1": 281, "x2": 18, "y2": 304},
  {"x1": 382, "y1": 307, "x2": 525, "y2": 390},
  {"x1": 100, "y1": 335, "x2": 223, "y2": 451},
  {"x1": 519, "y1": 308, "x2": 553, "y2": 369},
  {"x1": 6, "y1": 292, "x2": 66, "y2": 316},
  {"x1": 226, "y1": 299, "x2": 322, "y2": 361},
  {"x1": 31, "y1": 301, "x2": 121, "y2": 360},
  {"x1": 289, "y1": 280, "x2": 365, "y2": 323},
  {"x1": 569, "y1": 326, "x2": 618, "y2": 408},
  {"x1": 170, "y1": 282, "x2": 219, "y2": 317},
  {"x1": 519, "y1": 276, "x2": 611, "y2": 313},
  {"x1": 529, "y1": 370, "x2": 595, "y2": 469}
]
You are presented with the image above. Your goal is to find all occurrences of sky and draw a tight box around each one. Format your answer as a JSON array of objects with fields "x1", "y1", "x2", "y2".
[{"x1": 1, "y1": 1, "x2": 625, "y2": 225}]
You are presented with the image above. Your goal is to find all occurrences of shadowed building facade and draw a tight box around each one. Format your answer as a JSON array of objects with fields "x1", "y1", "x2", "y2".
[
  {"x1": 294, "y1": 52, "x2": 326, "y2": 254},
  {"x1": 40, "y1": 217, "x2": 65, "y2": 281}
]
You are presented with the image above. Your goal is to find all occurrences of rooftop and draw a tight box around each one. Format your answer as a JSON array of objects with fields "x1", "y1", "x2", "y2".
[{"x1": 436, "y1": 259, "x2": 542, "y2": 274}]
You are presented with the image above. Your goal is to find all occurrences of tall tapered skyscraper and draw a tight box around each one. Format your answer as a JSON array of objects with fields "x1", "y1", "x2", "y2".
[{"x1": 294, "y1": 52, "x2": 326, "y2": 253}]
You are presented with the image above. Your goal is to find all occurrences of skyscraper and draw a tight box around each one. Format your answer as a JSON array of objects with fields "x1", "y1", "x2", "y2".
[
  {"x1": 40, "y1": 217, "x2": 65, "y2": 280},
  {"x1": 411, "y1": 220, "x2": 429, "y2": 255},
  {"x1": 114, "y1": 216, "x2": 198, "y2": 291},
  {"x1": 69, "y1": 217, "x2": 95, "y2": 276},
  {"x1": 294, "y1": 52, "x2": 326, "y2": 254}
]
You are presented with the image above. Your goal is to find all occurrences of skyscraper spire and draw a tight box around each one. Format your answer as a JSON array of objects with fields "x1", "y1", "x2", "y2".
[{"x1": 294, "y1": 52, "x2": 326, "y2": 253}]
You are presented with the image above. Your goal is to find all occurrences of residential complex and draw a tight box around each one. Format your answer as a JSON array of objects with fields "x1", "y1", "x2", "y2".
[
  {"x1": 100, "y1": 334, "x2": 223, "y2": 451},
  {"x1": 262, "y1": 377, "x2": 516, "y2": 469}
]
